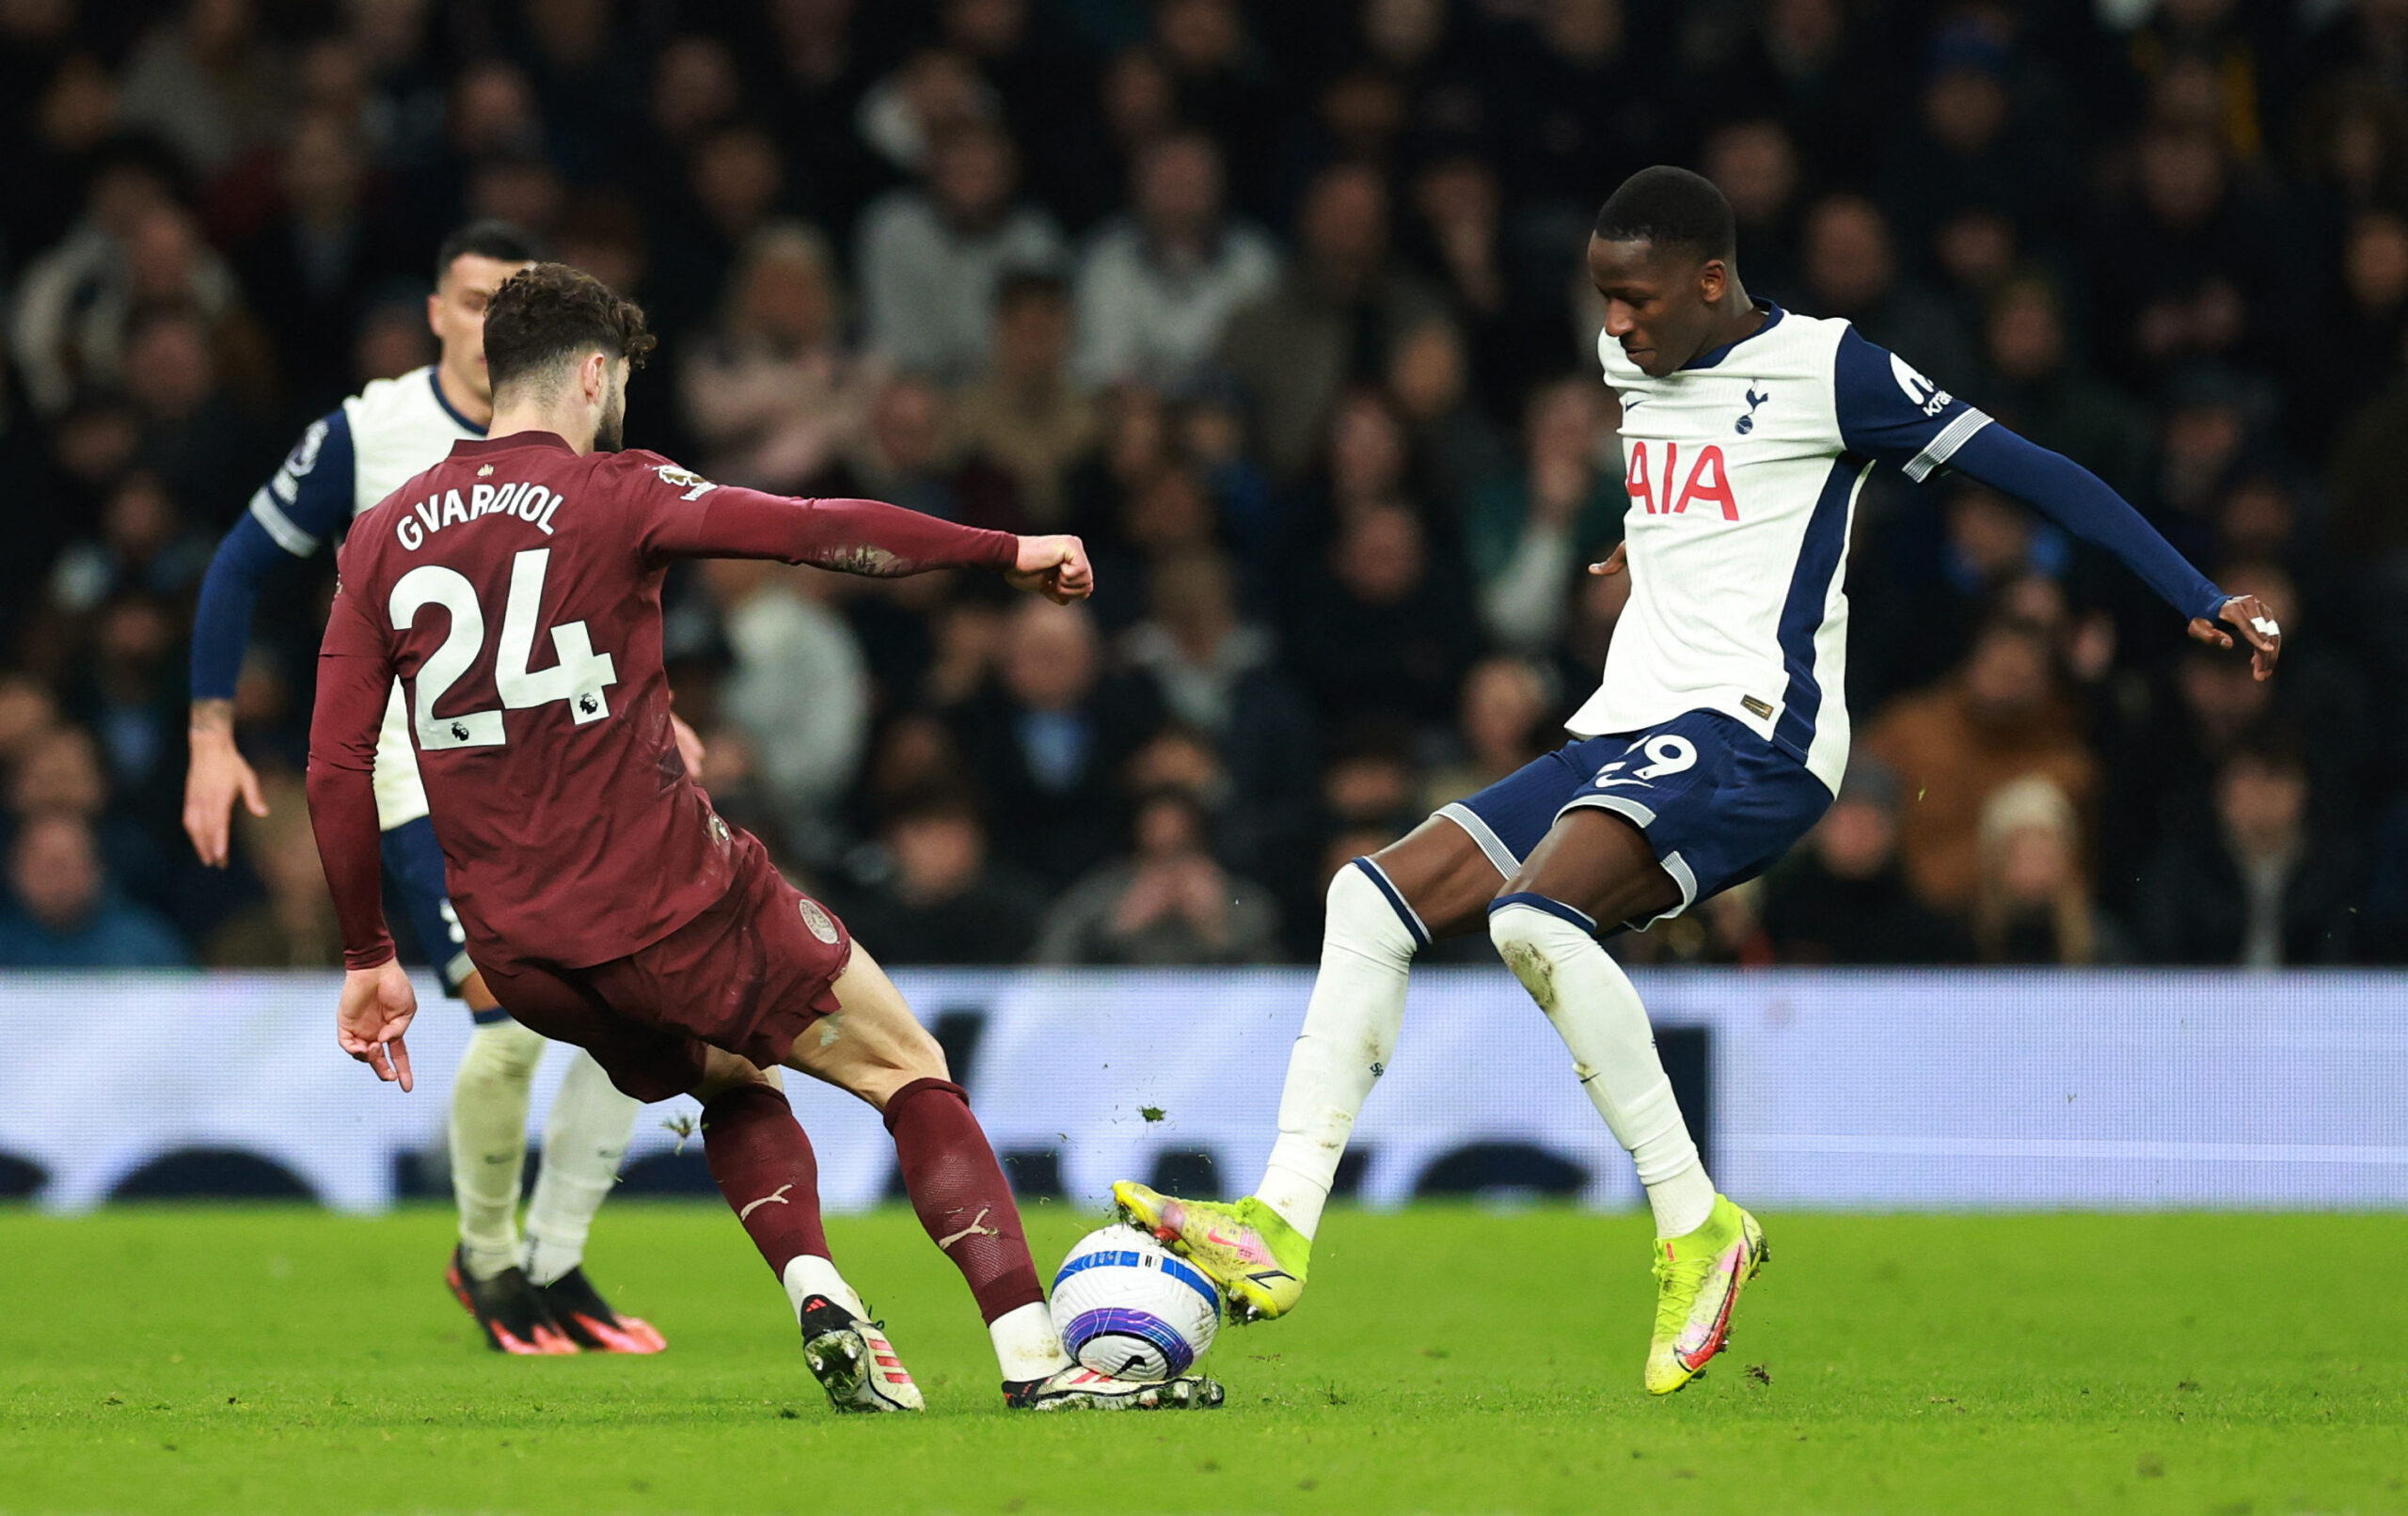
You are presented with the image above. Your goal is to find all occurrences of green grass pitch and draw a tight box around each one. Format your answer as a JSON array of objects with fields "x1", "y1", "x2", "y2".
[{"x1": 4, "y1": 1205, "x2": 2403, "y2": 1514}]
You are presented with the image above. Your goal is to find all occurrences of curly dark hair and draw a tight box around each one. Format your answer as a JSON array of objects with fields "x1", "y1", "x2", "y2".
[{"x1": 482, "y1": 263, "x2": 656, "y2": 397}]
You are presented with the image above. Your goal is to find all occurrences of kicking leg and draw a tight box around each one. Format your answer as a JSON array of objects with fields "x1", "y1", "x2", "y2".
[
  {"x1": 783, "y1": 945, "x2": 1059, "y2": 1380},
  {"x1": 1260, "y1": 820, "x2": 1497, "y2": 1234},
  {"x1": 1117, "y1": 818, "x2": 1499, "y2": 1320},
  {"x1": 693, "y1": 1050, "x2": 919, "y2": 1412},
  {"x1": 787, "y1": 945, "x2": 1220, "y2": 1410},
  {"x1": 1490, "y1": 808, "x2": 1765, "y2": 1395}
]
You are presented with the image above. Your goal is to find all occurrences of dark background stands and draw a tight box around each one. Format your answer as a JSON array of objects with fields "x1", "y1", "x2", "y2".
[{"x1": 0, "y1": 0, "x2": 2400, "y2": 968}]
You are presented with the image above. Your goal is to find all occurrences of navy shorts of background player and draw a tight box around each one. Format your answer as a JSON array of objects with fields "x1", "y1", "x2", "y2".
[{"x1": 1432, "y1": 709, "x2": 1830, "y2": 934}]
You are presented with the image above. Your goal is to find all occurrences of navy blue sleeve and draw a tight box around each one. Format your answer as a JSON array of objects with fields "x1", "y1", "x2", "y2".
[
  {"x1": 1831, "y1": 325, "x2": 1993, "y2": 482},
  {"x1": 248, "y1": 409, "x2": 358, "y2": 553},
  {"x1": 190, "y1": 514, "x2": 291, "y2": 700},
  {"x1": 188, "y1": 409, "x2": 356, "y2": 702},
  {"x1": 1945, "y1": 423, "x2": 2227, "y2": 624}
]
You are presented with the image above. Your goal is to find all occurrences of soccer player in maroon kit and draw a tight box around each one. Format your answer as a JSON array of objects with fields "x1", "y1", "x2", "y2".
[{"x1": 309, "y1": 264, "x2": 1224, "y2": 1413}]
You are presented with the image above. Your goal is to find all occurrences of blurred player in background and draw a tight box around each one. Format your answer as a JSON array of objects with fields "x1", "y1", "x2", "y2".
[
  {"x1": 185, "y1": 223, "x2": 669, "y2": 1356},
  {"x1": 310, "y1": 264, "x2": 1222, "y2": 1413},
  {"x1": 1118, "y1": 166, "x2": 2284, "y2": 1396}
]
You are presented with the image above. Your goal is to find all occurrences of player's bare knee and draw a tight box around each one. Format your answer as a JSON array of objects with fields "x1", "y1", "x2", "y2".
[
  {"x1": 865, "y1": 1021, "x2": 949, "y2": 1094},
  {"x1": 851, "y1": 1066, "x2": 942, "y2": 1114},
  {"x1": 690, "y1": 1050, "x2": 779, "y2": 1104}
]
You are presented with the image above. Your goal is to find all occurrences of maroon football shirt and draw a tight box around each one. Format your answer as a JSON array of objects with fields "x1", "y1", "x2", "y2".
[{"x1": 309, "y1": 431, "x2": 1017, "y2": 973}]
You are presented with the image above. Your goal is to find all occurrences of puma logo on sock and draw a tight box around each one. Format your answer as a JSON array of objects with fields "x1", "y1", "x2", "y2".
[
  {"x1": 738, "y1": 1184, "x2": 793, "y2": 1221},
  {"x1": 936, "y1": 1207, "x2": 998, "y2": 1250}
]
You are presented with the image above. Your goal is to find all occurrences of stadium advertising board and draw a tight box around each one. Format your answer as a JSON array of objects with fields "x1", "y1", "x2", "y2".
[{"x1": 3, "y1": 969, "x2": 2402, "y2": 1213}]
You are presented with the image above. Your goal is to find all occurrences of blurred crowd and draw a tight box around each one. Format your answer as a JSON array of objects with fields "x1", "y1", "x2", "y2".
[{"x1": 2, "y1": 0, "x2": 2405, "y2": 971}]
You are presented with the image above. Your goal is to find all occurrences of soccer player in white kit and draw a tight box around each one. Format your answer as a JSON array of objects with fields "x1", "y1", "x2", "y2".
[
  {"x1": 184, "y1": 224, "x2": 669, "y2": 1355},
  {"x1": 1117, "y1": 167, "x2": 2285, "y2": 1394}
]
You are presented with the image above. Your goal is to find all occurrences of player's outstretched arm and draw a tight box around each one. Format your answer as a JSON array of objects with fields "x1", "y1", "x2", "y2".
[
  {"x1": 185, "y1": 412, "x2": 356, "y2": 865},
  {"x1": 636, "y1": 460, "x2": 1091, "y2": 597},
  {"x1": 1944, "y1": 424, "x2": 2281, "y2": 681},
  {"x1": 1831, "y1": 329, "x2": 2277, "y2": 681}
]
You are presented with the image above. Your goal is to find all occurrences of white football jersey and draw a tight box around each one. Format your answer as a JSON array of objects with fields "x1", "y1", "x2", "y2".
[
  {"x1": 1568, "y1": 303, "x2": 1993, "y2": 794},
  {"x1": 247, "y1": 368, "x2": 485, "y2": 828}
]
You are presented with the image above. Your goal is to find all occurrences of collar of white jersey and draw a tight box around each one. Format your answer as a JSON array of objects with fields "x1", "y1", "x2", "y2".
[
  {"x1": 426, "y1": 367, "x2": 490, "y2": 436},
  {"x1": 1678, "y1": 300, "x2": 1785, "y2": 372}
]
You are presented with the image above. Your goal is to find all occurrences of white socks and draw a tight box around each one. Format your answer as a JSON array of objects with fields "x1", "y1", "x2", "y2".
[
  {"x1": 989, "y1": 1302, "x2": 1073, "y2": 1382},
  {"x1": 523, "y1": 1050, "x2": 640, "y2": 1287},
  {"x1": 450, "y1": 1019, "x2": 547, "y2": 1280},
  {"x1": 1249, "y1": 858, "x2": 1717, "y2": 1245},
  {"x1": 1489, "y1": 898, "x2": 1717, "y2": 1240},
  {"x1": 1255, "y1": 861, "x2": 1418, "y2": 1240},
  {"x1": 786, "y1": 1255, "x2": 1069, "y2": 1382},
  {"x1": 782, "y1": 1252, "x2": 868, "y2": 1320},
  {"x1": 452, "y1": 1024, "x2": 640, "y2": 1285}
]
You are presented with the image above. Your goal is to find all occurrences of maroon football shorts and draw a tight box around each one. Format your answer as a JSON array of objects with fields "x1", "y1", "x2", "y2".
[{"x1": 475, "y1": 829, "x2": 854, "y2": 1102}]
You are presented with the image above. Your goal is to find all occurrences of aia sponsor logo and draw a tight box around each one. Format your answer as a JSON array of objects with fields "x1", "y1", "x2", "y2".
[{"x1": 1624, "y1": 439, "x2": 1739, "y2": 520}]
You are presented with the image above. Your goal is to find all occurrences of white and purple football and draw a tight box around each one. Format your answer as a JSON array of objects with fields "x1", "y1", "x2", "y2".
[{"x1": 1048, "y1": 1224, "x2": 1221, "y2": 1382}]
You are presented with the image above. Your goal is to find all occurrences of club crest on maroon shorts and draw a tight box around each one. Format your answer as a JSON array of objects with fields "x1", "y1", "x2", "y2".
[{"x1": 798, "y1": 899, "x2": 840, "y2": 944}]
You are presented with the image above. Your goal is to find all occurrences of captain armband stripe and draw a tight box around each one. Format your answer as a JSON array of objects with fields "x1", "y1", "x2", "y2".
[
  {"x1": 1903, "y1": 409, "x2": 1992, "y2": 483},
  {"x1": 247, "y1": 491, "x2": 322, "y2": 556}
]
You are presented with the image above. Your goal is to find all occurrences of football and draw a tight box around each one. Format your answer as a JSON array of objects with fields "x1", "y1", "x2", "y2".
[{"x1": 1048, "y1": 1224, "x2": 1222, "y2": 1382}]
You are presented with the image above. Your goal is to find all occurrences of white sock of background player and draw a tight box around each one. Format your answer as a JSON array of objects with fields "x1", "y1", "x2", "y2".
[
  {"x1": 1489, "y1": 897, "x2": 1717, "y2": 1239},
  {"x1": 1252, "y1": 861, "x2": 1418, "y2": 1240},
  {"x1": 449, "y1": 1019, "x2": 546, "y2": 1280},
  {"x1": 523, "y1": 1050, "x2": 640, "y2": 1287}
]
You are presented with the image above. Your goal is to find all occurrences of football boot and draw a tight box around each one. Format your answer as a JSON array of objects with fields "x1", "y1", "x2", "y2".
[
  {"x1": 1113, "y1": 1181, "x2": 1307, "y2": 1321},
  {"x1": 1644, "y1": 1194, "x2": 1768, "y2": 1395},
  {"x1": 1002, "y1": 1366, "x2": 1225, "y2": 1411},
  {"x1": 533, "y1": 1266, "x2": 667, "y2": 1354},
  {"x1": 800, "y1": 1295, "x2": 923, "y2": 1413},
  {"x1": 445, "y1": 1245, "x2": 578, "y2": 1355}
]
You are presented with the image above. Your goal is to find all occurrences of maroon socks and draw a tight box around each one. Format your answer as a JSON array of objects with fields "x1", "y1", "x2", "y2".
[
  {"x1": 701, "y1": 1082, "x2": 832, "y2": 1275},
  {"x1": 883, "y1": 1077, "x2": 1044, "y2": 1323},
  {"x1": 704, "y1": 1075, "x2": 1045, "y2": 1333}
]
